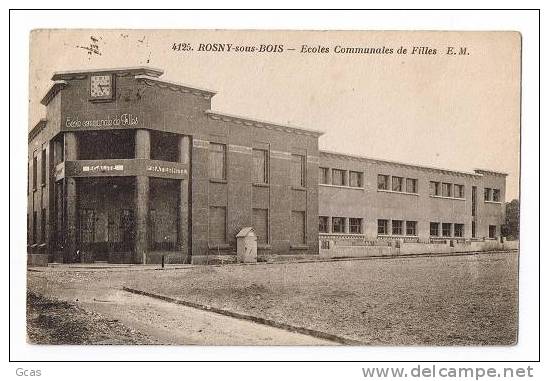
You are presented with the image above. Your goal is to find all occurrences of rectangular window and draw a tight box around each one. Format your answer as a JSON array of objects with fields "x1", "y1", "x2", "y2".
[
  {"x1": 406, "y1": 178, "x2": 418, "y2": 193},
  {"x1": 442, "y1": 223, "x2": 452, "y2": 237},
  {"x1": 319, "y1": 167, "x2": 329, "y2": 185},
  {"x1": 392, "y1": 220, "x2": 403, "y2": 235},
  {"x1": 332, "y1": 217, "x2": 345, "y2": 233},
  {"x1": 392, "y1": 176, "x2": 403, "y2": 192},
  {"x1": 41, "y1": 149, "x2": 47, "y2": 185},
  {"x1": 430, "y1": 181, "x2": 440, "y2": 196},
  {"x1": 319, "y1": 216, "x2": 329, "y2": 233},
  {"x1": 430, "y1": 222, "x2": 439, "y2": 236},
  {"x1": 454, "y1": 184, "x2": 464, "y2": 199},
  {"x1": 484, "y1": 188, "x2": 492, "y2": 201},
  {"x1": 406, "y1": 221, "x2": 417, "y2": 236},
  {"x1": 291, "y1": 154, "x2": 305, "y2": 187},
  {"x1": 209, "y1": 206, "x2": 226, "y2": 244},
  {"x1": 253, "y1": 208, "x2": 268, "y2": 244},
  {"x1": 378, "y1": 219, "x2": 389, "y2": 235},
  {"x1": 332, "y1": 169, "x2": 345, "y2": 186},
  {"x1": 252, "y1": 149, "x2": 268, "y2": 184},
  {"x1": 377, "y1": 174, "x2": 389, "y2": 190},
  {"x1": 349, "y1": 171, "x2": 363, "y2": 188},
  {"x1": 454, "y1": 223, "x2": 464, "y2": 238},
  {"x1": 209, "y1": 143, "x2": 226, "y2": 180},
  {"x1": 489, "y1": 225, "x2": 497, "y2": 239},
  {"x1": 41, "y1": 208, "x2": 46, "y2": 243},
  {"x1": 442, "y1": 183, "x2": 452, "y2": 197},
  {"x1": 349, "y1": 218, "x2": 362, "y2": 234},
  {"x1": 291, "y1": 211, "x2": 306, "y2": 244},
  {"x1": 32, "y1": 155, "x2": 37, "y2": 190},
  {"x1": 32, "y1": 211, "x2": 37, "y2": 244},
  {"x1": 471, "y1": 221, "x2": 476, "y2": 238},
  {"x1": 492, "y1": 189, "x2": 500, "y2": 202}
]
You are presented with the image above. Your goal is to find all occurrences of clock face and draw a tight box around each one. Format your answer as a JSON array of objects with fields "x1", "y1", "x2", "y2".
[{"x1": 90, "y1": 74, "x2": 113, "y2": 99}]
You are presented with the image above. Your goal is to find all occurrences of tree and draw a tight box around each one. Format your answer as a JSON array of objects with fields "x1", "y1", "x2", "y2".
[{"x1": 501, "y1": 199, "x2": 520, "y2": 240}]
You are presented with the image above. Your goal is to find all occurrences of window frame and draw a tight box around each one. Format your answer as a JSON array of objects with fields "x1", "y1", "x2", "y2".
[
  {"x1": 252, "y1": 149, "x2": 269, "y2": 184},
  {"x1": 442, "y1": 182, "x2": 452, "y2": 198},
  {"x1": 332, "y1": 217, "x2": 346, "y2": 233},
  {"x1": 454, "y1": 184, "x2": 464, "y2": 199},
  {"x1": 208, "y1": 143, "x2": 227, "y2": 180},
  {"x1": 442, "y1": 223, "x2": 452, "y2": 237},
  {"x1": 291, "y1": 154, "x2": 306, "y2": 188},
  {"x1": 319, "y1": 167, "x2": 329, "y2": 185},
  {"x1": 332, "y1": 168, "x2": 346, "y2": 186},
  {"x1": 405, "y1": 178, "x2": 418, "y2": 194},
  {"x1": 349, "y1": 171, "x2": 363, "y2": 188},
  {"x1": 430, "y1": 222, "x2": 440, "y2": 237},
  {"x1": 377, "y1": 174, "x2": 389, "y2": 190},
  {"x1": 319, "y1": 216, "x2": 329, "y2": 233},
  {"x1": 406, "y1": 221, "x2": 417, "y2": 236},
  {"x1": 492, "y1": 189, "x2": 500, "y2": 202},
  {"x1": 392, "y1": 219, "x2": 403, "y2": 235},
  {"x1": 430, "y1": 181, "x2": 440, "y2": 196},
  {"x1": 454, "y1": 223, "x2": 464, "y2": 238},
  {"x1": 349, "y1": 218, "x2": 362, "y2": 234},
  {"x1": 377, "y1": 219, "x2": 389, "y2": 235},
  {"x1": 392, "y1": 176, "x2": 403, "y2": 192}
]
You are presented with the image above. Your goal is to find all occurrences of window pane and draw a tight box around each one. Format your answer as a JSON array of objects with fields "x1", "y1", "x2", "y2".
[
  {"x1": 454, "y1": 184, "x2": 464, "y2": 199},
  {"x1": 252, "y1": 149, "x2": 267, "y2": 183},
  {"x1": 378, "y1": 175, "x2": 388, "y2": 190},
  {"x1": 319, "y1": 167, "x2": 329, "y2": 184},
  {"x1": 489, "y1": 225, "x2": 496, "y2": 238},
  {"x1": 430, "y1": 222, "x2": 439, "y2": 236},
  {"x1": 32, "y1": 155, "x2": 37, "y2": 189},
  {"x1": 406, "y1": 178, "x2": 417, "y2": 193},
  {"x1": 493, "y1": 189, "x2": 500, "y2": 202},
  {"x1": 430, "y1": 181, "x2": 440, "y2": 196},
  {"x1": 41, "y1": 149, "x2": 47, "y2": 185},
  {"x1": 332, "y1": 169, "x2": 345, "y2": 186},
  {"x1": 406, "y1": 221, "x2": 417, "y2": 236},
  {"x1": 209, "y1": 206, "x2": 226, "y2": 244},
  {"x1": 392, "y1": 176, "x2": 403, "y2": 192},
  {"x1": 332, "y1": 217, "x2": 345, "y2": 233},
  {"x1": 484, "y1": 188, "x2": 491, "y2": 201},
  {"x1": 454, "y1": 223, "x2": 464, "y2": 237},
  {"x1": 378, "y1": 219, "x2": 388, "y2": 235},
  {"x1": 349, "y1": 171, "x2": 362, "y2": 187},
  {"x1": 291, "y1": 211, "x2": 306, "y2": 244},
  {"x1": 319, "y1": 216, "x2": 328, "y2": 233},
  {"x1": 392, "y1": 220, "x2": 403, "y2": 235},
  {"x1": 209, "y1": 143, "x2": 226, "y2": 179},
  {"x1": 253, "y1": 208, "x2": 268, "y2": 244},
  {"x1": 291, "y1": 155, "x2": 305, "y2": 187},
  {"x1": 349, "y1": 218, "x2": 362, "y2": 233},
  {"x1": 442, "y1": 223, "x2": 452, "y2": 237},
  {"x1": 442, "y1": 183, "x2": 452, "y2": 197}
]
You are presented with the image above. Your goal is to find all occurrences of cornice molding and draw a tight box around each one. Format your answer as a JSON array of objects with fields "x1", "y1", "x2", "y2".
[
  {"x1": 135, "y1": 75, "x2": 216, "y2": 99},
  {"x1": 51, "y1": 66, "x2": 164, "y2": 81},
  {"x1": 28, "y1": 119, "x2": 47, "y2": 142},
  {"x1": 40, "y1": 81, "x2": 68, "y2": 106},
  {"x1": 205, "y1": 110, "x2": 324, "y2": 138}
]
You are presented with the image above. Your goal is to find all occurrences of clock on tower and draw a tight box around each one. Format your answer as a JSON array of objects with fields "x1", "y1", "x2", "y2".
[{"x1": 89, "y1": 74, "x2": 115, "y2": 101}]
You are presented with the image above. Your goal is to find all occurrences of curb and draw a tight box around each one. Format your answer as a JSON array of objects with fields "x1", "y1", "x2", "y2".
[{"x1": 122, "y1": 286, "x2": 364, "y2": 346}]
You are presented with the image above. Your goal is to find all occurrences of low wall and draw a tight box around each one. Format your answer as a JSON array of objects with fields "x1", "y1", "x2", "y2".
[{"x1": 320, "y1": 239, "x2": 518, "y2": 259}]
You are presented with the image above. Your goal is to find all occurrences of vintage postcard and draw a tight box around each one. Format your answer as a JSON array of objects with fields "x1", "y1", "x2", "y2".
[{"x1": 26, "y1": 29, "x2": 520, "y2": 346}]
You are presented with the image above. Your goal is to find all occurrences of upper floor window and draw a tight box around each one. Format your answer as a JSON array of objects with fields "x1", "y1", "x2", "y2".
[
  {"x1": 492, "y1": 189, "x2": 501, "y2": 202},
  {"x1": 406, "y1": 178, "x2": 418, "y2": 193},
  {"x1": 442, "y1": 183, "x2": 452, "y2": 197},
  {"x1": 430, "y1": 181, "x2": 440, "y2": 196},
  {"x1": 332, "y1": 169, "x2": 345, "y2": 186},
  {"x1": 41, "y1": 149, "x2": 47, "y2": 186},
  {"x1": 454, "y1": 184, "x2": 464, "y2": 199},
  {"x1": 319, "y1": 216, "x2": 329, "y2": 233},
  {"x1": 319, "y1": 167, "x2": 329, "y2": 185},
  {"x1": 291, "y1": 154, "x2": 305, "y2": 187},
  {"x1": 32, "y1": 155, "x2": 37, "y2": 190},
  {"x1": 209, "y1": 143, "x2": 226, "y2": 180},
  {"x1": 484, "y1": 188, "x2": 492, "y2": 201},
  {"x1": 378, "y1": 174, "x2": 389, "y2": 190},
  {"x1": 349, "y1": 171, "x2": 363, "y2": 188},
  {"x1": 392, "y1": 176, "x2": 403, "y2": 192},
  {"x1": 252, "y1": 149, "x2": 268, "y2": 184}
]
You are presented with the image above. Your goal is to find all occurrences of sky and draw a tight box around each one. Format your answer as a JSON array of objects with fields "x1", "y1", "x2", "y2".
[{"x1": 29, "y1": 30, "x2": 520, "y2": 200}]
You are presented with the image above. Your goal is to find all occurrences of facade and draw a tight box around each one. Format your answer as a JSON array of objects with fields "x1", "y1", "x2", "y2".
[
  {"x1": 318, "y1": 151, "x2": 507, "y2": 243},
  {"x1": 28, "y1": 66, "x2": 507, "y2": 265},
  {"x1": 28, "y1": 67, "x2": 321, "y2": 265}
]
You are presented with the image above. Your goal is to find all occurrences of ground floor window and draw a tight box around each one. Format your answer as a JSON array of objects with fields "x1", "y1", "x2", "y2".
[
  {"x1": 406, "y1": 221, "x2": 417, "y2": 236},
  {"x1": 489, "y1": 225, "x2": 497, "y2": 239},
  {"x1": 430, "y1": 222, "x2": 439, "y2": 236},
  {"x1": 392, "y1": 220, "x2": 403, "y2": 235},
  {"x1": 349, "y1": 218, "x2": 362, "y2": 233},
  {"x1": 378, "y1": 219, "x2": 389, "y2": 235},
  {"x1": 291, "y1": 211, "x2": 306, "y2": 244},
  {"x1": 319, "y1": 216, "x2": 329, "y2": 233},
  {"x1": 472, "y1": 221, "x2": 476, "y2": 238},
  {"x1": 41, "y1": 208, "x2": 46, "y2": 243},
  {"x1": 442, "y1": 223, "x2": 452, "y2": 237},
  {"x1": 454, "y1": 223, "x2": 464, "y2": 237},
  {"x1": 332, "y1": 217, "x2": 345, "y2": 233}
]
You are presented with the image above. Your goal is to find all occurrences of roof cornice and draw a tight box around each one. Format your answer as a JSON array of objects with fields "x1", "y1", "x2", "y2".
[
  {"x1": 205, "y1": 110, "x2": 324, "y2": 138},
  {"x1": 135, "y1": 75, "x2": 216, "y2": 99},
  {"x1": 474, "y1": 169, "x2": 508, "y2": 177},
  {"x1": 40, "y1": 80, "x2": 68, "y2": 106},
  {"x1": 51, "y1": 66, "x2": 164, "y2": 81},
  {"x1": 320, "y1": 150, "x2": 484, "y2": 178},
  {"x1": 28, "y1": 119, "x2": 47, "y2": 142}
]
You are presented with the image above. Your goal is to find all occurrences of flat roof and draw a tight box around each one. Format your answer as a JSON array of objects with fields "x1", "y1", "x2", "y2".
[
  {"x1": 51, "y1": 66, "x2": 164, "y2": 80},
  {"x1": 135, "y1": 75, "x2": 217, "y2": 97},
  {"x1": 205, "y1": 110, "x2": 325, "y2": 138},
  {"x1": 319, "y1": 150, "x2": 487, "y2": 178}
]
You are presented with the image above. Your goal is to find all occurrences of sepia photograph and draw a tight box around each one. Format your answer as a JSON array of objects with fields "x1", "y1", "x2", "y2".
[{"x1": 25, "y1": 29, "x2": 521, "y2": 347}]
